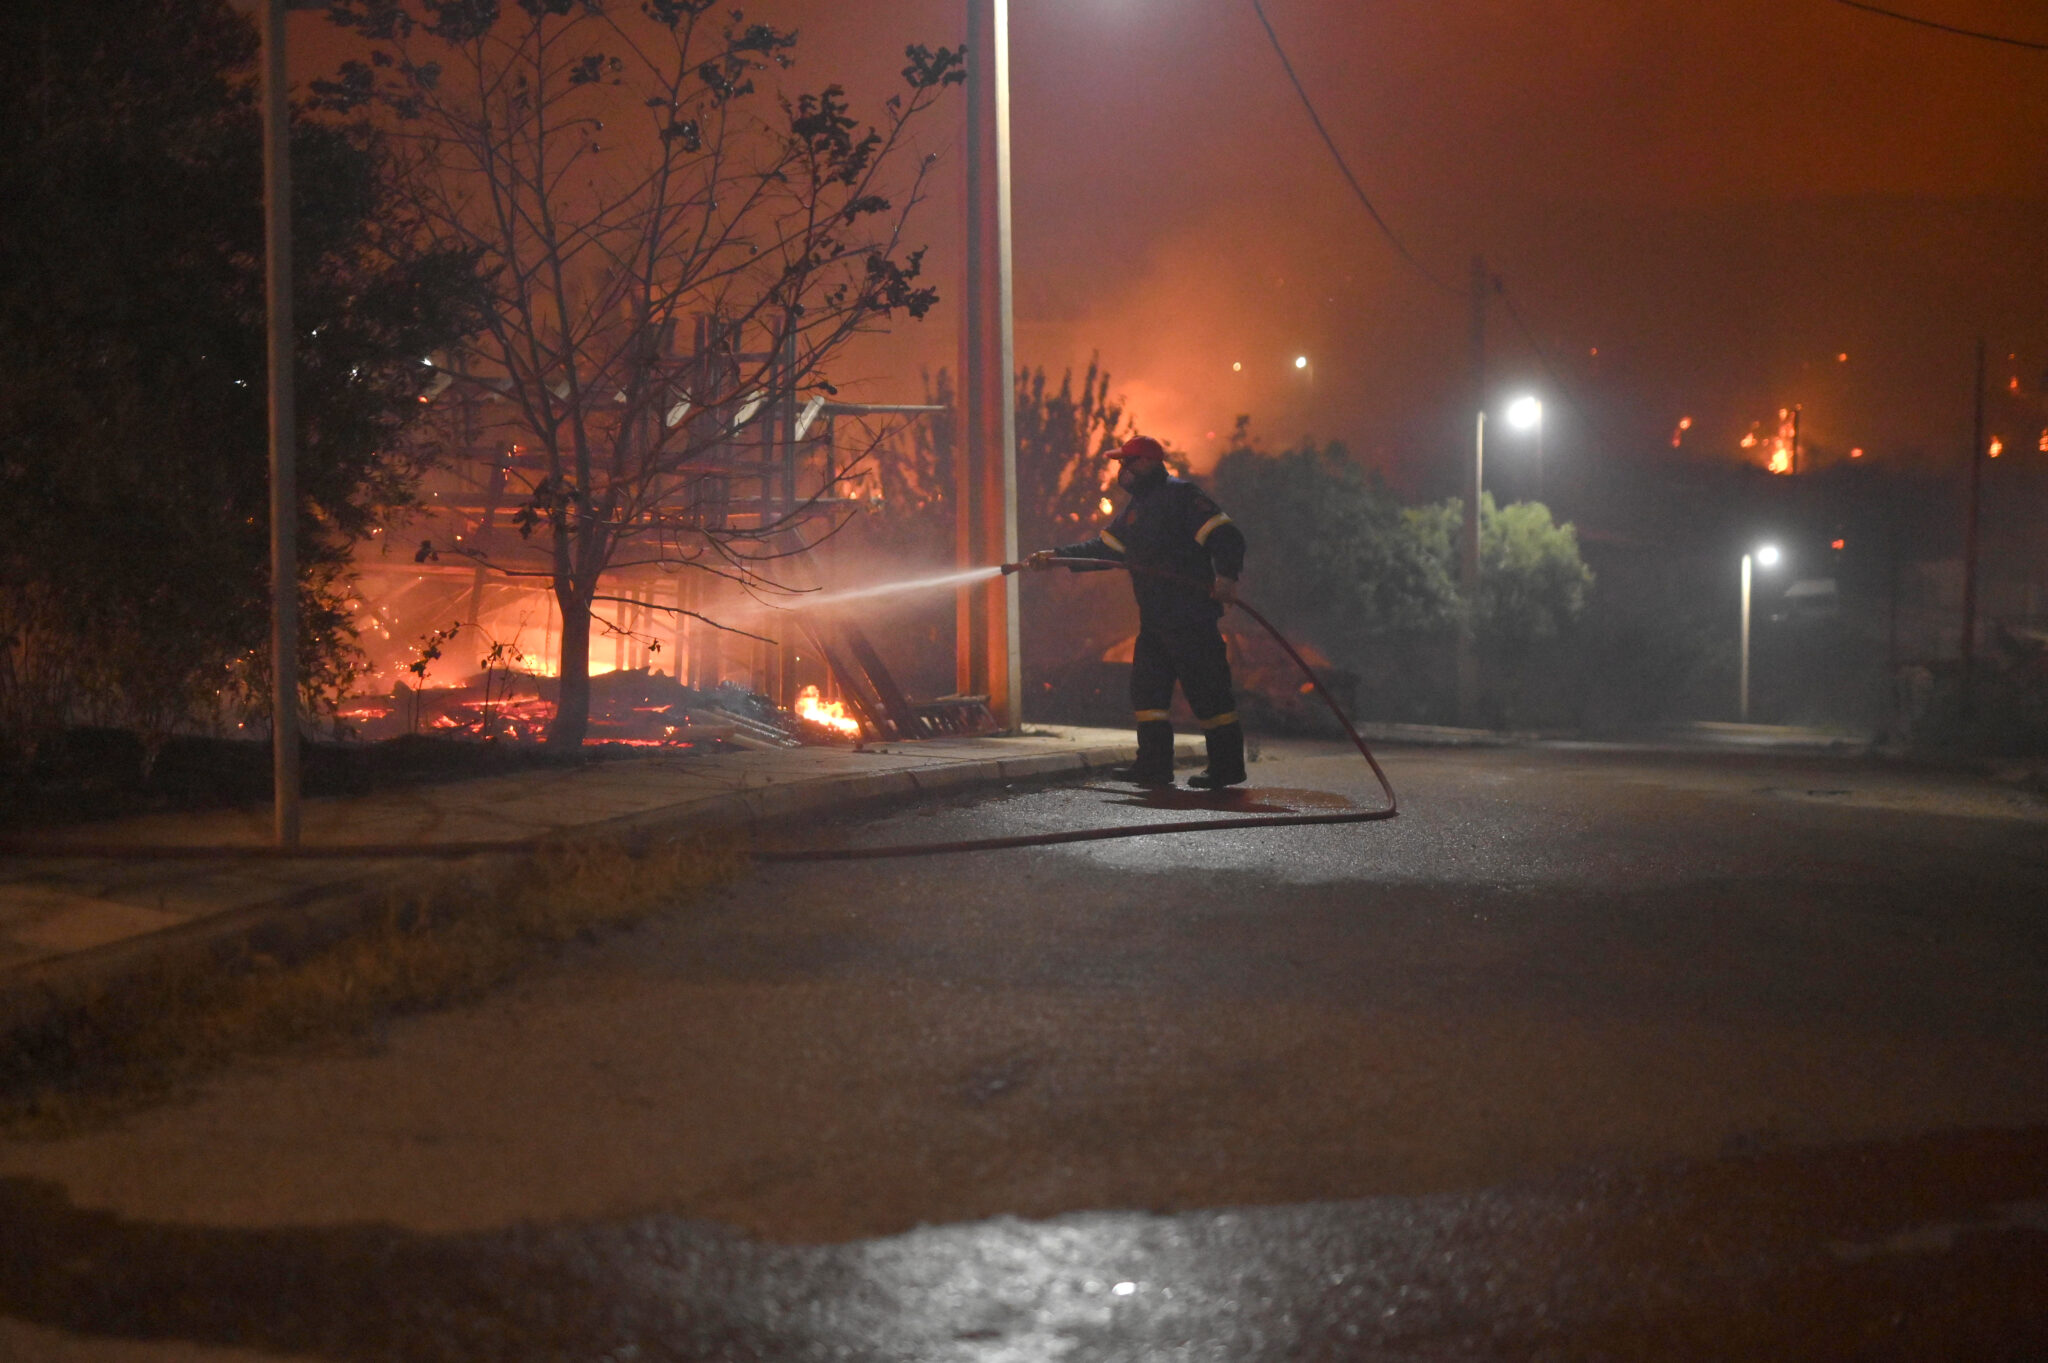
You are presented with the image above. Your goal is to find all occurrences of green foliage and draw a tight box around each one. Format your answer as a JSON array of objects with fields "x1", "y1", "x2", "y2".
[
  {"x1": 1210, "y1": 438, "x2": 1457, "y2": 646},
  {"x1": 0, "y1": 0, "x2": 484, "y2": 769},
  {"x1": 1211, "y1": 435, "x2": 1591, "y2": 725},
  {"x1": 1405, "y1": 493, "x2": 1594, "y2": 648}
]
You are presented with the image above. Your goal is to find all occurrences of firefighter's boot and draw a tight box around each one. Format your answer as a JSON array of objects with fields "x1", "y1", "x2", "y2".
[
  {"x1": 1188, "y1": 719, "x2": 1247, "y2": 790},
  {"x1": 1112, "y1": 718, "x2": 1178, "y2": 787}
]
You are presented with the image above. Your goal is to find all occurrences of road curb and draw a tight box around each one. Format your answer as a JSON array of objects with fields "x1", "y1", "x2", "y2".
[{"x1": 0, "y1": 736, "x2": 1199, "y2": 1057}]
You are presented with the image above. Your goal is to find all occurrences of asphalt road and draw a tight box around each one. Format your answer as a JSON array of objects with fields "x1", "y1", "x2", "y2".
[{"x1": 3, "y1": 740, "x2": 2047, "y2": 1360}]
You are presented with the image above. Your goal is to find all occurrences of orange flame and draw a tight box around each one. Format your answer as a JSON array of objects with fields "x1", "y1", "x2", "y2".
[
  {"x1": 1989, "y1": 436, "x2": 2004, "y2": 459},
  {"x1": 795, "y1": 684, "x2": 861, "y2": 737}
]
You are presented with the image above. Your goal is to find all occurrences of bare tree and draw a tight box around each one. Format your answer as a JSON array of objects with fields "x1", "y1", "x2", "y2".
[{"x1": 318, "y1": 0, "x2": 961, "y2": 743}]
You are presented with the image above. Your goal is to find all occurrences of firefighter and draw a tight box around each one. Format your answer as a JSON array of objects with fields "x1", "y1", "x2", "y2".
[{"x1": 1027, "y1": 434, "x2": 1248, "y2": 789}]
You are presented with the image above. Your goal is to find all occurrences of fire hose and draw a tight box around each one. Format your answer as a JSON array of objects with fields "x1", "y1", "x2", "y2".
[
  {"x1": 0, "y1": 564, "x2": 1395, "y2": 864},
  {"x1": 751, "y1": 558, "x2": 1397, "y2": 862}
]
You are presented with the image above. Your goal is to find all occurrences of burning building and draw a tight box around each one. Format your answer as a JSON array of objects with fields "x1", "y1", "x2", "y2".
[{"x1": 343, "y1": 313, "x2": 947, "y2": 744}]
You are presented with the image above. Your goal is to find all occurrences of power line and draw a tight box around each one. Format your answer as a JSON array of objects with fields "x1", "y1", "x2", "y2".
[
  {"x1": 1831, "y1": 0, "x2": 2048, "y2": 51},
  {"x1": 1494, "y1": 280, "x2": 1622, "y2": 459},
  {"x1": 1244, "y1": 0, "x2": 1456, "y2": 296}
]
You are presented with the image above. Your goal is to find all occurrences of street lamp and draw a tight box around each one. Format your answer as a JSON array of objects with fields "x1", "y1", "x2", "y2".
[
  {"x1": 1505, "y1": 393, "x2": 1544, "y2": 501},
  {"x1": 1740, "y1": 543, "x2": 1782, "y2": 722},
  {"x1": 959, "y1": 0, "x2": 1021, "y2": 730}
]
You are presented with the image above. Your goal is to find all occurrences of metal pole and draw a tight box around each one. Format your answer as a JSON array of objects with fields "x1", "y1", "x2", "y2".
[
  {"x1": 262, "y1": 0, "x2": 300, "y2": 846},
  {"x1": 1456, "y1": 255, "x2": 1486, "y2": 726},
  {"x1": 1960, "y1": 337, "x2": 1986, "y2": 711},
  {"x1": 959, "y1": 0, "x2": 1020, "y2": 728},
  {"x1": 1739, "y1": 552, "x2": 1752, "y2": 722}
]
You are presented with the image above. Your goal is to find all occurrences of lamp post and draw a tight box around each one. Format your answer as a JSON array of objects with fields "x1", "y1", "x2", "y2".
[
  {"x1": 1740, "y1": 543, "x2": 1781, "y2": 722},
  {"x1": 956, "y1": 0, "x2": 1022, "y2": 731},
  {"x1": 1505, "y1": 393, "x2": 1543, "y2": 501},
  {"x1": 261, "y1": 0, "x2": 307, "y2": 846}
]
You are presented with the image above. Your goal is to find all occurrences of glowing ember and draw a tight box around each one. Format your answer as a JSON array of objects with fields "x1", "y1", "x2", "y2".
[
  {"x1": 1989, "y1": 436, "x2": 2004, "y2": 459},
  {"x1": 1098, "y1": 497, "x2": 1114, "y2": 515},
  {"x1": 1767, "y1": 445, "x2": 1793, "y2": 475},
  {"x1": 795, "y1": 684, "x2": 861, "y2": 737},
  {"x1": 1850, "y1": 447, "x2": 1865, "y2": 459}
]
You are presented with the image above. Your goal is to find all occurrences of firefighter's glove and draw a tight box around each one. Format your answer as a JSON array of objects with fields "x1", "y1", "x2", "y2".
[{"x1": 1025, "y1": 550, "x2": 1059, "y2": 571}]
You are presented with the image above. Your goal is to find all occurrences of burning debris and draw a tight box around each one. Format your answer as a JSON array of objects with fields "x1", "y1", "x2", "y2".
[
  {"x1": 339, "y1": 668, "x2": 869, "y2": 750},
  {"x1": 794, "y1": 685, "x2": 862, "y2": 738}
]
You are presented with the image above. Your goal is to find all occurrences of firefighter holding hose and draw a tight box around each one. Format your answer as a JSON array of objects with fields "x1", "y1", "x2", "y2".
[{"x1": 1025, "y1": 435, "x2": 1248, "y2": 789}]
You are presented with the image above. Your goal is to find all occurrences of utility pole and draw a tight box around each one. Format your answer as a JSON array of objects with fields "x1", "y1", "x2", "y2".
[
  {"x1": 1456, "y1": 255, "x2": 1487, "y2": 727},
  {"x1": 956, "y1": 0, "x2": 1022, "y2": 730},
  {"x1": 262, "y1": 0, "x2": 300, "y2": 847},
  {"x1": 1959, "y1": 337, "x2": 1986, "y2": 711}
]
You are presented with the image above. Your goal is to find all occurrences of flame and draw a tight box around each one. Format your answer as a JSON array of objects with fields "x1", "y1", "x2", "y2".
[
  {"x1": 1098, "y1": 497, "x2": 1114, "y2": 515},
  {"x1": 795, "y1": 684, "x2": 860, "y2": 737},
  {"x1": 1850, "y1": 447, "x2": 1865, "y2": 459},
  {"x1": 1757, "y1": 407, "x2": 1799, "y2": 474},
  {"x1": 1988, "y1": 437, "x2": 2003, "y2": 459}
]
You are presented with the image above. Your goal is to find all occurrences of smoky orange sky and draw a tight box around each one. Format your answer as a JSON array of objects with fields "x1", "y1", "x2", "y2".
[{"x1": 299, "y1": 0, "x2": 2048, "y2": 487}]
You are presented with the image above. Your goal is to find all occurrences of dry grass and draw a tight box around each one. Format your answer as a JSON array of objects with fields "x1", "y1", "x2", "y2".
[{"x1": 0, "y1": 831, "x2": 749, "y2": 1135}]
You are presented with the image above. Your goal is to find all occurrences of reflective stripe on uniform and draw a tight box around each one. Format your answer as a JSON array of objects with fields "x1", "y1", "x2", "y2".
[
  {"x1": 1193, "y1": 512, "x2": 1233, "y2": 545},
  {"x1": 1197, "y1": 711, "x2": 1238, "y2": 729},
  {"x1": 1133, "y1": 709, "x2": 1172, "y2": 723},
  {"x1": 1099, "y1": 528, "x2": 1126, "y2": 554}
]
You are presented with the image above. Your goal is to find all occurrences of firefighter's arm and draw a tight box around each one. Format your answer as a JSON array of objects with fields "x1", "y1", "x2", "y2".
[{"x1": 1038, "y1": 527, "x2": 1128, "y2": 572}]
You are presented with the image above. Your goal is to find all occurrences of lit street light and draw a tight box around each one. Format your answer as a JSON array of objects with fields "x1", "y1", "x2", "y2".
[
  {"x1": 1740, "y1": 544, "x2": 1782, "y2": 722},
  {"x1": 1505, "y1": 393, "x2": 1544, "y2": 500}
]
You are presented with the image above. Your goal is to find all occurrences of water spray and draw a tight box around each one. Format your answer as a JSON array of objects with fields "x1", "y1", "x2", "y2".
[{"x1": 777, "y1": 565, "x2": 1005, "y2": 613}]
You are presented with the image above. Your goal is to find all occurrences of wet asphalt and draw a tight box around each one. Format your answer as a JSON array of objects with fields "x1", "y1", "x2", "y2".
[{"x1": 3, "y1": 739, "x2": 2048, "y2": 1359}]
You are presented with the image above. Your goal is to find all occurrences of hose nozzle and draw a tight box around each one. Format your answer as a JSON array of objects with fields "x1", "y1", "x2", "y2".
[{"x1": 1000, "y1": 560, "x2": 1024, "y2": 575}]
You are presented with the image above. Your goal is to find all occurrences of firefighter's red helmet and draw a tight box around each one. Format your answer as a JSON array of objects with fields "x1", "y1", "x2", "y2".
[{"x1": 1106, "y1": 435, "x2": 1167, "y2": 462}]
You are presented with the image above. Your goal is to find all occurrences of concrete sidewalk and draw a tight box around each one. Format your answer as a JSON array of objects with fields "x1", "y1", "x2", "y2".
[{"x1": 0, "y1": 726, "x2": 1199, "y2": 1043}]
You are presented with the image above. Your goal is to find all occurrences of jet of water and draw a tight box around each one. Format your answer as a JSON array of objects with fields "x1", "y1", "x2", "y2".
[{"x1": 773, "y1": 565, "x2": 1004, "y2": 612}]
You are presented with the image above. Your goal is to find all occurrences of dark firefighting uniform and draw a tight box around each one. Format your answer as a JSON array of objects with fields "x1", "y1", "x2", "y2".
[{"x1": 1053, "y1": 472, "x2": 1249, "y2": 785}]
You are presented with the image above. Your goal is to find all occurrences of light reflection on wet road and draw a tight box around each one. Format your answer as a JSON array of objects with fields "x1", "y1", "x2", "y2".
[
  {"x1": 3, "y1": 741, "x2": 2048, "y2": 1359},
  {"x1": 4, "y1": 1126, "x2": 2047, "y2": 1359}
]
